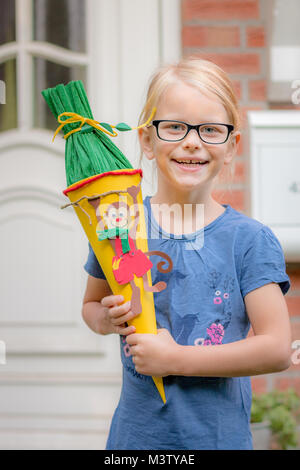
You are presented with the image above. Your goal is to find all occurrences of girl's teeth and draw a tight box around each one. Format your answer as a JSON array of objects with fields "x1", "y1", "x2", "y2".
[{"x1": 175, "y1": 160, "x2": 207, "y2": 165}]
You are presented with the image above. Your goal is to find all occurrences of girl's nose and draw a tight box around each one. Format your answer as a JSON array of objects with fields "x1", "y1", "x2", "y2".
[
  {"x1": 116, "y1": 217, "x2": 120, "y2": 222},
  {"x1": 182, "y1": 129, "x2": 203, "y2": 149}
]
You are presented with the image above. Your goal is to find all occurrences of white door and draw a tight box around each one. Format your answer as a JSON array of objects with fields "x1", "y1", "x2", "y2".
[{"x1": 0, "y1": 0, "x2": 180, "y2": 449}]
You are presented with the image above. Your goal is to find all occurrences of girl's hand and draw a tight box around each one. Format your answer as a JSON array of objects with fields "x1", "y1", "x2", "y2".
[
  {"x1": 126, "y1": 328, "x2": 180, "y2": 377},
  {"x1": 100, "y1": 295, "x2": 138, "y2": 336}
]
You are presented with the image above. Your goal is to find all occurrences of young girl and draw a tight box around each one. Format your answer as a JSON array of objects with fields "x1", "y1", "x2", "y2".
[{"x1": 82, "y1": 58, "x2": 291, "y2": 450}]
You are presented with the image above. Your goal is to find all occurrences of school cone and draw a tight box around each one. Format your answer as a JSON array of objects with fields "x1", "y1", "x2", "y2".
[
  {"x1": 42, "y1": 80, "x2": 166, "y2": 403},
  {"x1": 63, "y1": 169, "x2": 166, "y2": 402}
]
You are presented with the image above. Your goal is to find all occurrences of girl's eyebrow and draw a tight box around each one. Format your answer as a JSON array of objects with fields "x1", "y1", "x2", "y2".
[{"x1": 157, "y1": 117, "x2": 226, "y2": 123}]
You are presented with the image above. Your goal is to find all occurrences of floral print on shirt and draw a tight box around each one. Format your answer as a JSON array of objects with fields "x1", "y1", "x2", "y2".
[{"x1": 194, "y1": 270, "x2": 236, "y2": 346}]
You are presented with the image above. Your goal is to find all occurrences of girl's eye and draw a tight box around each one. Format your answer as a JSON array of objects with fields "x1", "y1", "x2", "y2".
[
  {"x1": 160, "y1": 122, "x2": 186, "y2": 133},
  {"x1": 109, "y1": 210, "x2": 117, "y2": 218},
  {"x1": 119, "y1": 210, "x2": 126, "y2": 218},
  {"x1": 202, "y1": 126, "x2": 218, "y2": 134},
  {"x1": 170, "y1": 124, "x2": 184, "y2": 131}
]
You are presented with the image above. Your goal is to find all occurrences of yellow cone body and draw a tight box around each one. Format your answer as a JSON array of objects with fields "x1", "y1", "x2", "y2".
[{"x1": 64, "y1": 169, "x2": 166, "y2": 403}]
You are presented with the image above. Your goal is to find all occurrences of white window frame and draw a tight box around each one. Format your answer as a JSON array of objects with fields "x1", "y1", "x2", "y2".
[{"x1": 0, "y1": 0, "x2": 90, "y2": 133}]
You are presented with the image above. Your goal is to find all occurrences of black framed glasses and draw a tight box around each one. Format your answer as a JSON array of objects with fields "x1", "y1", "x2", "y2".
[{"x1": 152, "y1": 120, "x2": 234, "y2": 144}]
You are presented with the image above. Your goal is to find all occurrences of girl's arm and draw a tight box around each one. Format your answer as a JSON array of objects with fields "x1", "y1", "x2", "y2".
[
  {"x1": 82, "y1": 275, "x2": 114, "y2": 335},
  {"x1": 127, "y1": 282, "x2": 292, "y2": 377},
  {"x1": 82, "y1": 275, "x2": 136, "y2": 336},
  {"x1": 175, "y1": 282, "x2": 291, "y2": 377}
]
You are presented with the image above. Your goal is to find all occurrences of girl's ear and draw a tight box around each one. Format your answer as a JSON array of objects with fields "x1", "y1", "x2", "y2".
[
  {"x1": 138, "y1": 127, "x2": 155, "y2": 161},
  {"x1": 224, "y1": 131, "x2": 241, "y2": 164}
]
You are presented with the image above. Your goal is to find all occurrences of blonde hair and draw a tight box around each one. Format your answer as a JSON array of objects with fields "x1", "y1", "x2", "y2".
[{"x1": 138, "y1": 57, "x2": 241, "y2": 188}]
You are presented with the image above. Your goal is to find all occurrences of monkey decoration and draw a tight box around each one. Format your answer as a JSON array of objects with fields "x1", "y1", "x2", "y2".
[{"x1": 88, "y1": 184, "x2": 173, "y2": 315}]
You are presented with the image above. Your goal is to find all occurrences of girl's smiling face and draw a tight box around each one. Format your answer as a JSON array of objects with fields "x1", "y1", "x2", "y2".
[{"x1": 139, "y1": 81, "x2": 240, "y2": 198}]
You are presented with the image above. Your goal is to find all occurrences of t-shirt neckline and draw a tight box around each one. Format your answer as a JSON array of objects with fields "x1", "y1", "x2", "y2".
[{"x1": 144, "y1": 196, "x2": 231, "y2": 241}]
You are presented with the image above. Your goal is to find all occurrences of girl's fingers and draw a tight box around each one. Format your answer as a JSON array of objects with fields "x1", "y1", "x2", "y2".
[
  {"x1": 129, "y1": 345, "x2": 138, "y2": 356},
  {"x1": 100, "y1": 295, "x2": 138, "y2": 335},
  {"x1": 116, "y1": 324, "x2": 136, "y2": 336},
  {"x1": 110, "y1": 309, "x2": 137, "y2": 326},
  {"x1": 101, "y1": 295, "x2": 124, "y2": 308},
  {"x1": 109, "y1": 301, "x2": 131, "y2": 319},
  {"x1": 125, "y1": 333, "x2": 140, "y2": 345}
]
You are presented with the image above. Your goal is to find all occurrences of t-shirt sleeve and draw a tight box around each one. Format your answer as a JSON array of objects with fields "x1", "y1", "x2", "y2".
[
  {"x1": 240, "y1": 225, "x2": 290, "y2": 298},
  {"x1": 83, "y1": 243, "x2": 106, "y2": 280}
]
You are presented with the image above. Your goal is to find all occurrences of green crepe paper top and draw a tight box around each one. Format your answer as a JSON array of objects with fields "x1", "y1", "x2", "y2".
[{"x1": 41, "y1": 80, "x2": 133, "y2": 187}]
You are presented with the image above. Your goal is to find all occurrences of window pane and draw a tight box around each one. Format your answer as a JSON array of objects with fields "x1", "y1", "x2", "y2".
[
  {"x1": 272, "y1": 0, "x2": 300, "y2": 46},
  {"x1": 0, "y1": 0, "x2": 16, "y2": 45},
  {"x1": 34, "y1": 58, "x2": 86, "y2": 130},
  {"x1": 268, "y1": 0, "x2": 300, "y2": 101},
  {"x1": 0, "y1": 59, "x2": 17, "y2": 132},
  {"x1": 33, "y1": 0, "x2": 86, "y2": 52}
]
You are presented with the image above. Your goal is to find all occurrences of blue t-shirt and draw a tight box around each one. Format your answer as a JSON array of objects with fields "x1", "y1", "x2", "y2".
[{"x1": 84, "y1": 197, "x2": 290, "y2": 450}]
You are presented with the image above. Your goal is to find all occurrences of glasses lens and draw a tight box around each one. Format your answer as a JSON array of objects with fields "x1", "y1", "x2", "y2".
[
  {"x1": 158, "y1": 121, "x2": 188, "y2": 141},
  {"x1": 199, "y1": 124, "x2": 229, "y2": 143}
]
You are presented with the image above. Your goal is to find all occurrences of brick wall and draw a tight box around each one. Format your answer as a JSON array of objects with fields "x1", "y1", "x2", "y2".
[
  {"x1": 182, "y1": 0, "x2": 267, "y2": 212},
  {"x1": 181, "y1": 0, "x2": 300, "y2": 445}
]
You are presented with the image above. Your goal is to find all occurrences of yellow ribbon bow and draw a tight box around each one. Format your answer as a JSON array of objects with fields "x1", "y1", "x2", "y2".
[
  {"x1": 52, "y1": 112, "x2": 117, "y2": 142},
  {"x1": 52, "y1": 108, "x2": 156, "y2": 142}
]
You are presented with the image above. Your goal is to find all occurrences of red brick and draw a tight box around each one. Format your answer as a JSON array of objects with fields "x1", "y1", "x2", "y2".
[
  {"x1": 249, "y1": 80, "x2": 267, "y2": 102},
  {"x1": 274, "y1": 377, "x2": 300, "y2": 396},
  {"x1": 232, "y1": 159, "x2": 246, "y2": 183},
  {"x1": 286, "y1": 296, "x2": 300, "y2": 318},
  {"x1": 291, "y1": 322, "x2": 300, "y2": 341},
  {"x1": 288, "y1": 270, "x2": 300, "y2": 291},
  {"x1": 182, "y1": 0, "x2": 259, "y2": 21},
  {"x1": 251, "y1": 376, "x2": 268, "y2": 394},
  {"x1": 246, "y1": 26, "x2": 266, "y2": 48},
  {"x1": 212, "y1": 189, "x2": 245, "y2": 211},
  {"x1": 182, "y1": 25, "x2": 240, "y2": 48},
  {"x1": 232, "y1": 80, "x2": 242, "y2": 101},
  {"x1": 191, "y1": 53, "x2": 261, "y2": 75},
  {"x1": 269, "y1": 103, "x2": 300, "y2": 111}
]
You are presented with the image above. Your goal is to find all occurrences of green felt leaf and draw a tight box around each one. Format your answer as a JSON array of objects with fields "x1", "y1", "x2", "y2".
[
  {"x1": 80, "y1": 123, "x2": 94, "y2": 134},
  {"x1": 100, "y1": 122, "x2": 114, "y2": 134},
  {"x1": 115, "y1": 122, "x2": 132, "y2": 132}
]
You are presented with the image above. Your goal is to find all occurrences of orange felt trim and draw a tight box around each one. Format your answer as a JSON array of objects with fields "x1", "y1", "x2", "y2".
[{"x1": 63, "y1": 169, "x2": 143, "y2": 195}]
